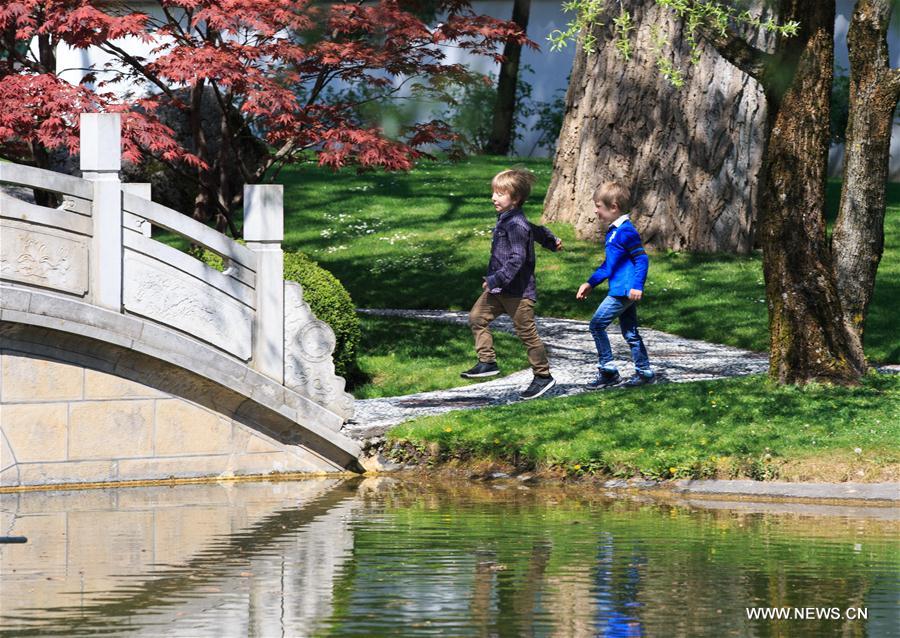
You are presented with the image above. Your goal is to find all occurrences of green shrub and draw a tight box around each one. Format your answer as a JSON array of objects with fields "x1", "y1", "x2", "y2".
[
  {"x1": 283, "y1": 251, "x2": 361, "y2": 380},
  {"x1": 196, "y1": 247, "x2": 360, "y2": 380}
]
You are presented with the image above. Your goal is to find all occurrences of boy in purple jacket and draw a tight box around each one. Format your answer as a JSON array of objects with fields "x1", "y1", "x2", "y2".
[
  {"x1": 462, "y1": 168, "x2": 562, "y2": 400},
  {"x1": 576, "y1": 182, "x2": 655, "y2": 388}
]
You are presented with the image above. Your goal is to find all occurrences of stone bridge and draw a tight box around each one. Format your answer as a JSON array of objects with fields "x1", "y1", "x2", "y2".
[{"x1": 0, "y1": 114, "x2": 361, "y2": 489}]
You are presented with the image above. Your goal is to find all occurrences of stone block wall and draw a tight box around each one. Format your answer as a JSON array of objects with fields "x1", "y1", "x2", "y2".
[{"x1": 1, "y1": 351, "x2": 340, "y2": 489}]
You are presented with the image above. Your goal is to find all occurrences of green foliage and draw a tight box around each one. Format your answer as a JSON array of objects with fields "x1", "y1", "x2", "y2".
[
  {"x1": 649, "y1": 25, "x2": 684, "y2": 88},
  {"x1": 327, "y1": 65, "x2": 559, "y2": 156},
  {"x1": 612, "y1": 6, "x2": 636, "y2": 59},
  {"x1": 831, "y1": 68, "x2": 850, "y2": 144},
  {"x1": 282, "y1": 251, "x2": 361, "y2": 380},
  {"x1": 320, "y1": 83, "x2": 425, "y2": 142},
  {"x1": 549, "y1": 0, "x2": 800, "y2": 87},
  {"x1": 442, "y1": 74, "x2": 504, "y2": 153},
  {"x1": 194, "y1": 247, "x2": 360, "y2": 380},
  {"x1": 441, "y1": 66, "x2": 542, "y2": 154},
  {"x1": 530, "y1": 87, "x2": 567, "y2": 155},
  {"x1": 550, "y1": 0, "x2": 607, "y2": 54},
  {"x1": 388, "y1": 374, "x2": 900, "y2": 479}
]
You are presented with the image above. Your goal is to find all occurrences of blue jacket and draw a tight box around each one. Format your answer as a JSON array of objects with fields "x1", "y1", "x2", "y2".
[{"x1": 587, "y1": 217, "x2": 649, "y2": 296}]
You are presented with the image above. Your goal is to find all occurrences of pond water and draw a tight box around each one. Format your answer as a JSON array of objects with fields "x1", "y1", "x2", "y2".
[{"x1": 1, "y1": 478, "x2": 897, "y2": 637}]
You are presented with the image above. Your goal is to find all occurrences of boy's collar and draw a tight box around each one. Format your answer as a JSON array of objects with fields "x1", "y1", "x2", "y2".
[
  {"x1": 610, "y1": 214, "x2": 630, "y2": 228},
  {"x1": 497, "y1": 206, "x2": 523, "y2": 220}
]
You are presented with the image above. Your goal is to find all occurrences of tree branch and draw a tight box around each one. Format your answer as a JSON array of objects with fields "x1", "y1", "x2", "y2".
[
  {"x1": 693, "y1": 21, "x2": 773, "y2": 84},
  {"x1": 99, "y1": 41, "x2": 178, "y2": 101},
  {"x1": 254, "y1": 139, "x2": 297, "y2": 181},
  {"x1": 209, "y1": 83, "x2": 255, "y2": 183}
]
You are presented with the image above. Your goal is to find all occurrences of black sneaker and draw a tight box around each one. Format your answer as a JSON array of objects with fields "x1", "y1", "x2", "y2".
[
  {"x1": 461, "y1": 361, "x2": 500, "y2": 379},
  {"x1": 623, "y1": 371, "x2": 656, "y2": 387},
  {"x1": 587, "y1": 369, "x2": 621, "y2": 389},
  {"x1": 520, "y1": 375, "x2": 556, "y2": 400}
]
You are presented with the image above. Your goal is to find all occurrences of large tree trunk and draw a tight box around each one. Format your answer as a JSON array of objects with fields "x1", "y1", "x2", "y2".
[
  {"x1": 755, "y1": 0, "x2": 866, "y2": 384},
  {"x1": 485, "y1": 0, "x2": 531, "y2": 156},
  {"x1": 831, "y1": 0, "x2": 900, "y2": 345},
  {"x1": 542, "y1": 0, "x2": 771, "y2": 253}
]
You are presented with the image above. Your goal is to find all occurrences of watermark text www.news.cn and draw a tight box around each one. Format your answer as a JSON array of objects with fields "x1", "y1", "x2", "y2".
[{"x1": 746, "y1": 607, "x2": 868, "y2": 621}]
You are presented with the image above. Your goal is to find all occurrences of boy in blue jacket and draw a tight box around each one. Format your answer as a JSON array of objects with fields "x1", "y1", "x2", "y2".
[{"x1": 576, "y1": 182, "x2": 654, "y2": 388}]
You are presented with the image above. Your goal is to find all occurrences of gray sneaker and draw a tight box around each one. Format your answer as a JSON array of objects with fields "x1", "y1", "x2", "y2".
[
  {"x1": 461, "y1": 361, "x2": 500, "y2": 379},
  {"x1": 623, "y1": 371, "x2": 656, "y2": 387},
  {"x1": 520, "y1": 375, "x2": 556, "y2": 400},
  {"x1": 587, "y1": 369, "x2": 621, "y2": 389}
]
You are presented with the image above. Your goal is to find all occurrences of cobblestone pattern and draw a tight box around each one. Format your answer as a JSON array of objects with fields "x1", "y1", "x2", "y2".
[{"x1": 344, "y1": 309, "x2": 770, "y2": 439}]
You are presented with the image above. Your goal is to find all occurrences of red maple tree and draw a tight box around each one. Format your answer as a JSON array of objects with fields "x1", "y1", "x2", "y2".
[{"x1": 1, "y1": 0, "x2": 529, "y2": 232}]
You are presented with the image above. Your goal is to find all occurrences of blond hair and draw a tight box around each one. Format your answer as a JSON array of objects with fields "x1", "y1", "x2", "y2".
[
  {"x1": 593, "y1": 181, "x2": 631, "y2": 212},
  {"x1": 492, "y1": 168, "x2": 537, "y2": 206}
]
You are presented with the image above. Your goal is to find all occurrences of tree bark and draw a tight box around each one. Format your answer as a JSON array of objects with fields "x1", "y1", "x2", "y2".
[
  {"x1": 831, "y1": 0, "x2": 900, "y2": 345},
  {"x1": 189, "y1": 79, "x2": 216, "y2": 225},
  {"x1": 542, "y1": 0, "x2": 771, "y2": 253},
  {"x1": 31, "y1": 33, "x2": 63, "y2": 207},
  {"x1": 486, "y1": 0, "x2": 531, "y2": 156},
  {"x1": 750, "y1": 0, "x2": 867, "y2": 384}
]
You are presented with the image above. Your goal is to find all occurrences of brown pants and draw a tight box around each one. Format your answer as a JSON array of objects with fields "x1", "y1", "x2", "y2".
[{"x1": 468, "y1": 291, "x2": 550, "y2": 377}]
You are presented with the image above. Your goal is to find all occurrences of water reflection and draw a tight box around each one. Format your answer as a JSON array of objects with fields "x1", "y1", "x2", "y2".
[{"x1": 1, "y1": 478, "x2": 897, "y2": 637}]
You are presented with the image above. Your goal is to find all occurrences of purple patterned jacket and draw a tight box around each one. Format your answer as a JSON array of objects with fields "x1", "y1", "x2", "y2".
[{"x1": 484, "y1": 207, "x2": 559, "y2": 301}]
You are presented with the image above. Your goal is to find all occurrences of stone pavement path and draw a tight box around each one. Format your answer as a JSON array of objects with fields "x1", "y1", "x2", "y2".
[{"x1": 342, "y1": 309, "x2": 770, "y2": 440}]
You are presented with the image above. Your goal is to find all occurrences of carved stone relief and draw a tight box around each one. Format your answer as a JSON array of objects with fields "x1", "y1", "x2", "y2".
[
  {"x1": 0, "y1": 220, "x2": 88, "y2": 295},
  {"x1": 124, "y1": 250, "x2": 253, "y2": 360},
  {"x1": 283, "y1": 281, "x2": 354, "y2": 420}
]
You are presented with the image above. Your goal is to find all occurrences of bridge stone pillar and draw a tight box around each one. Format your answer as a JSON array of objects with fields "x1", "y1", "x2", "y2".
[
  {"x1": 81, "y1": 113, "x2": 123, "y2": 311},
  {"x1": 245, "y1": 185, "x2": 285, "y2": 383}
]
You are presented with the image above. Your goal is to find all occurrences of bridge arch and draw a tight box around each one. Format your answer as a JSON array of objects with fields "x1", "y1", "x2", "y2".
[{"x1": 1, "y1": 114, "x2": 360, "y2": 488}]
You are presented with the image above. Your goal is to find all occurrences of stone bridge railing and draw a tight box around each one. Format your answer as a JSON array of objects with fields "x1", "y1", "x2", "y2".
[{"x1": 0, "y1": 114, "x2": 359, "y2": 486}]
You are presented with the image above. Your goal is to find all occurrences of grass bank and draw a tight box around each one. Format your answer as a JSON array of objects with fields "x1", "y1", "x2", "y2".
[
  {"x1": 280, "y1": 159, "x2": 898, "y2": 363},
  {"x1": 385, "y1": 373, "x2": 900, "y2": 482}
]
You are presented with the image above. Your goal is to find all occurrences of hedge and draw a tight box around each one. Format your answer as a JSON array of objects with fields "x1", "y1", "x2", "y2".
[{"x1": 282, "y1": 251, "x2": 360, "y2": 380}]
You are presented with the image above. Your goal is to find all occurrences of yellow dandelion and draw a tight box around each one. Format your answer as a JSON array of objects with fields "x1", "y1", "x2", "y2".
[
  {"x1": 669, "y1": 467, "x2": 678, "y2": 475},
  {"x1": 444, "y1": 427, "x2": 453, "y2": 433}
]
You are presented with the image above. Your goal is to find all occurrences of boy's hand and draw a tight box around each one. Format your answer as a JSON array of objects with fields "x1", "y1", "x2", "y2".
[
  {"x1": 555, "y1": 238, "x2": 564, "y2": 251},
  {"x1": 628, "y1": 289, "x2": 643, "y2": 301},
  {"x1": 576, "y1": 283, "x2": 592, "y2": 300},
  {"x1": 482, "y1": 280, "x2": 488, "y2": 291}
]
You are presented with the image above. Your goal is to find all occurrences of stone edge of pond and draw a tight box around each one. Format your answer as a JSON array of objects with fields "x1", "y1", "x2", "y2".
[
  {"x1": 669, "y1": 479, "x2": 899, "y2": 503},
  {"x1": 358, "y1": 456, "x2": 898, "y2": 505}
]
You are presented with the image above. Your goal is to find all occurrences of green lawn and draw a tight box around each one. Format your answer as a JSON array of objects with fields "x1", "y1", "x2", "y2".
[
  {"x1": 279, "y1": 158, "x2": 898, "y2": 363},
  {"x1": 290, "y1": 159, "x2": 900, "y2": 482},
  {"x1": 353, "y1": 315, "x2": 529, "y2": 398},
  {"x1": 386, "y1": 373, "x2": 900, "y2": 481}
]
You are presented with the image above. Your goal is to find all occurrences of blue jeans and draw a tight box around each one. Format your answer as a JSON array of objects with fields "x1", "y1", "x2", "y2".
[{"x1": 589, "y1": 295, "x2": 651, "y2": 374}]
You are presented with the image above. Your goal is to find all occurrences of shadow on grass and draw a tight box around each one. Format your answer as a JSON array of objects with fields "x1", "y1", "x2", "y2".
[{"x1": 353, "y1": 315, "x2": 530, "y2": 398}]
